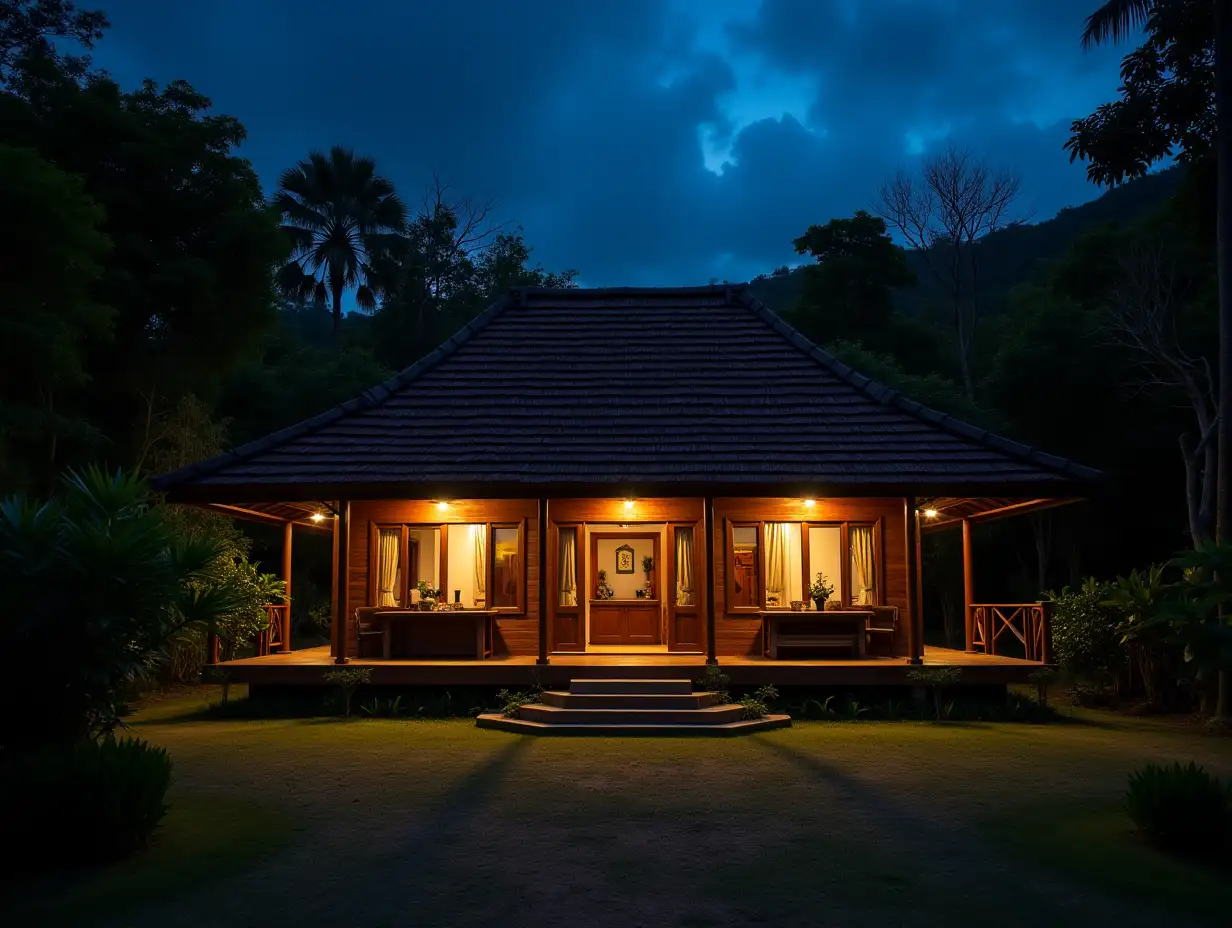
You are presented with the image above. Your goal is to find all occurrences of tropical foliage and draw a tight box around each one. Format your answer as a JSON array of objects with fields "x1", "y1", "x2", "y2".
[{"x1": 1125, "y1": 761, "x2": 1231, "y2": 858}]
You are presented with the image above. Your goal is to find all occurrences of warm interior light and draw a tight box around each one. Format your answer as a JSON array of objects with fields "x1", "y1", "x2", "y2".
[
  {"x1": 623, "y1": 499, "x2": 635, "y2": 511},
  {"x1": 436, "y1": 501, "x2": 449, "y2": 512},
  {"x1": 310, "y1": 512, "x2": 325, "y2": 523},
  {"x1": 923, "y1": 509, "x2": 938, "y2": 519},
  {"x1": 804, "y1": 499, "x2": 816, "y2": 508}
]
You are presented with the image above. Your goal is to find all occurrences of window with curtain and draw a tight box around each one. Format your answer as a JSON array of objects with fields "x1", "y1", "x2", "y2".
[
  {"x1": 376, "y1": 528, "x2": 401, "y2": 606},
  {"x1": 849, "y1": 525, "x2": 877, "y2": 605},
  {"x1": 730, "y1": 525, "x2": 760, "y2": 608},
  {"x1": 764, "y1": 522, "x2": 802, "y2": 607},
  {"x1": 558, "y1": 527, "x2": 578, "y2": 607},
  {"x1": 675, "y1": 527, "x2": 694, "y2": 606},
  {"x1": 808, "y1": 525, "x2": 842, "y2": 606}
]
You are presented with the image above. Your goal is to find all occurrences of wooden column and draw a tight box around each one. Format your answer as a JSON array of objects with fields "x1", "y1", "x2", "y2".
[
  {"x1": 332, "y1": 501, "x2": 350, "y2": 665},
  {"x1": 536, "y1": 497, "x2": 549, "y2": 665},
  {"x1": 904, "y1": 497, "x2": 922, "y2": 665},
  {"x1": 704, "y1": 496, "x2": 717, "y2": 665},
  {"x1": 280, "y1": 520, "x2": 293, "y2": 653},
  {"x1": 962, "y1": 518, "x2": 975, "y2": 652}
]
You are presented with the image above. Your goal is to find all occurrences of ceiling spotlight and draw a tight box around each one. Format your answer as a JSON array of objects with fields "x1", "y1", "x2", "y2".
[
  {"x1": 436, "y1": 501, "x2": 449, "y2": 512},
  {"x1": 310, "y1": 512, "x2": 325, "y2": 523},
  {"x1": 623, "y1": 499, "x2": 635, "y2": 511},
  {"x1": 804, "y1": 499, "x2": 816, "y2": 508},
  {"x1": 923, "y1": 509, "x2": 938, "y2": 519}
]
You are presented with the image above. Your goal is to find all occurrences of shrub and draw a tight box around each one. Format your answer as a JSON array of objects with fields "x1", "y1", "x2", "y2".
[
  {"x1": 1125, "y1": 761, "x2": 1231, "y2": 858},
  {"x1": 906, "y1": 666, "x2": 963, "y2": 720},
  {"x1": 1048, "y1": 579, "x2": 1124, "y2": 681},
  {"x1": 2, "y1": 736, "x2": 172, "y2": 867},
  {"x1": 695, "y1": 665, "x2": 732, "y2": 703},
  {"x1": 496, "y1": 687, "x2": 542, "y2": 719},
  {"x1": 738, "y1": 685, "x2": 779, "y2": 720},
  {"x1": 324, "y1": 667, "x2": 372, "y2": 717}
]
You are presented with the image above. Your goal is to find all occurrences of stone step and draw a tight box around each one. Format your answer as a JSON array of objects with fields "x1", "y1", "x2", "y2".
[
  {"x1": 517, "y1": 704, "x2": 745, "y2": 726},
  {"x1": 569, "y1": 678, "x2": 694, "y2": 695},
  {"x1": 540, "y1": 691, "x2": 722, "y2": 710},
  {"x1": 476, "y1": 713, "x2": 792, "y2": 737}
]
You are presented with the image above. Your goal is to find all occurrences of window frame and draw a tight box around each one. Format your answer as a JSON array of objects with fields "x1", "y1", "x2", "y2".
[
  {"x1": 368, "y1": 520, "x2": 526, "y2": 613},
  {"x1": 725, "y1": 517, "x2": 885, "y2": 612}
]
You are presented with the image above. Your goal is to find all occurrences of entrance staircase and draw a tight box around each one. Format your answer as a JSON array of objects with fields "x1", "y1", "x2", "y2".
[{"x1": 475, "y1": 678, "x2": 791, "y2": 735}]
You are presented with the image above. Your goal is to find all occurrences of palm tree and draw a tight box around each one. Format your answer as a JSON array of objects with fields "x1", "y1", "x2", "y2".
[
  {"x1": 275, "y1": 147, "x2": 407, "y2": 336},
  {"x1": 1082, "y1": 0, "x2": 1231, "y2": 719}
]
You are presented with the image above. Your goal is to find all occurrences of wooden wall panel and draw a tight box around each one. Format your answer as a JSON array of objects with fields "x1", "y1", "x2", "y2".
[
  {"x1": 711, "y1": 498, "x2": 906, "y2": 657},
  {"x1": 345, "y1": 499, "x2": 539, "y2": 657},
  {"x1": 549, "y1": 497, "x2": 704, "y2": 524}
]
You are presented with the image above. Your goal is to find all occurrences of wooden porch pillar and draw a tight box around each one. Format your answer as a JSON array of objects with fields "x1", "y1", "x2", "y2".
[
  {"x1": 280, "y1": 520, "x2": 293, "y2": 653},
  {"x1": 536, "y1": 497, "x2": 549, "y2": 665},
  {"x1": 704, "y1": 496, "x2": 717, "y2": 665},
  {"x1": 332, "y1": 501, "x2": 350, "y2": 665},
  {"x1": 904, "y1": 497, "x2": 922, "y2": 665},
  {"x1": 962, "y1": 518, "x2": 975, "y2": 652}
]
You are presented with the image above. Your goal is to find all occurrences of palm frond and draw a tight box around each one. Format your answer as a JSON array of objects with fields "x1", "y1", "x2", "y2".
[{"x1": 1080, "y1": 0, "x2": 1154, "y2": 50}]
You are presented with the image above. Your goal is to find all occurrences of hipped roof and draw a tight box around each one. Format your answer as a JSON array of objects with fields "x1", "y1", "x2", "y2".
[{"x1": 153, "y1": 285, "x2": 1099, "y2": 502}]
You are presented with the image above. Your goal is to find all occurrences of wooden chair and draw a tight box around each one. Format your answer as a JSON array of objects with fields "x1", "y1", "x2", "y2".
[
  {"x1": 354, "y1": 607, "x2": 391, "y2": 659},
  {"x1": 865, "y1": 605, "x2": 899, "y2": 658}
]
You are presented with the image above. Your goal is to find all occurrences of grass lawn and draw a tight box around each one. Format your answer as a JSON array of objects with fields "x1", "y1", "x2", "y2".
[{"x1": 12, "y1": 687, "x2": 1232, "y2": 928}]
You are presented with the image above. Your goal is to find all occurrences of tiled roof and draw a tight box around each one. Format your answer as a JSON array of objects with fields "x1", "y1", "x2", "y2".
[{"x1": 154, "y1": 285, "x2": 1099, "y2": 498}]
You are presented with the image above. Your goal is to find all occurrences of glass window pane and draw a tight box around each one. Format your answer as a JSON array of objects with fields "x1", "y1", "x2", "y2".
[
  {"x1": 763, "y1": 522, "x2": 802, "y2": 608},
  {"x1": 408, "y1": 527, "x2": 441, "y2": 602},
  {"x1": 674, "y1": 527, "x2": 695, "y2": 606},
  {"x1": 558, "y1": 527, "x2": 578, "y2": 607},
  {"x1": 849, "y1": 525, "x2": 877, "y2": 605},
  {"x1": 376, "y1": 528, "x2": 401, "y2": 606},
  {"x1": 731, "y1": 525, "x2": 759, "y2": 608},
  {"x1": 445, "y1": 524, "x2": 486, "y2": 607},
  {"x1": 491, "y1": 527, "x2": 520, "y2": 608},
  {"x1": 807, "y1": 525, "x2": 841, "y2": 607}
]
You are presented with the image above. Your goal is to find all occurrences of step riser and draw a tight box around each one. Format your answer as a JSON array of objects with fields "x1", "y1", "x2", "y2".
[
  {"x1": 518, "y1": 706, "x2": 745, "y2": 725},
  {"x1": 570, "y1": 678, "x2": 694, "y2": 695},
  {"x1": 540, "y1": 692, "x2": 721, "y2": 710},
  {"x1": 476, "y1": 714, "x2": 792, "y2": 736}
]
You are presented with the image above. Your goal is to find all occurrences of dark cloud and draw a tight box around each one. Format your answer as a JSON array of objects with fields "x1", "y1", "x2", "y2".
[{"x1": 91, "y1": 0, "x2": 1135, "y2": 286}]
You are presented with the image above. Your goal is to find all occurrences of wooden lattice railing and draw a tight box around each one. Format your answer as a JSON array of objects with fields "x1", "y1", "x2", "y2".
[
  {"x1": 256, "y1": 603, "x2": 291, "y2": 656},
  {"x1": 969, "y1": 602, "x2": 1052, "y2": 663}
]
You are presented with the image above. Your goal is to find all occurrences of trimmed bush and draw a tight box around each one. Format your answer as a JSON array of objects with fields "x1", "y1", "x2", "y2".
[
  {"x1": 1047, "y1": 579, "x2": 1123, "y2": 681},
  {"x1": 1125, "y1": 762, "x2": 1230, "y2": 858},
  {"x1": 2, "y1": 736, "x2": 172, "y2": 867}
]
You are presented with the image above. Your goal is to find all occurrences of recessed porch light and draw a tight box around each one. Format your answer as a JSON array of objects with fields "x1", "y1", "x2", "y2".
[
  {"x1": 310, "y1": 512, "x2": 325, "y2": 522},
  {"x1": 436, "y1": 501, "x2": 450, "y2": 512},
  {"x1": 923, "y1": 509, "x2": 938, "y2": 519},
  {"x1": 623, "y1": 499, "x2": 635, "y2": 511},
  {"x1": 804, "y1": 499, "x2": 816, "y2": 508}
]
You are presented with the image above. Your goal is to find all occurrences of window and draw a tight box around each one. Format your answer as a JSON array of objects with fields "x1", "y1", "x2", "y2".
[
  {"x1": 371, "y1": 521, "x2": 524, "y2": 611},
  {"x1": 728, "y1": 517, "x2": 880, "y2": 610}
]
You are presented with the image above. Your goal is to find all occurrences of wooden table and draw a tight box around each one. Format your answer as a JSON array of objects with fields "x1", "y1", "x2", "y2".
[
  {"x1": 761, "y1": 610, "x2": 874, "y2": 659},
  {"x1": 370, "y1": 609, "x2": 495, "y2": 660}
]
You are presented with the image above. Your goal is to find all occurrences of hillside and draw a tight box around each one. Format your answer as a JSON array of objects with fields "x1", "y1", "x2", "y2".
[{"x1": 749, "y1": 168, "x2": 1182, "y2": 314}]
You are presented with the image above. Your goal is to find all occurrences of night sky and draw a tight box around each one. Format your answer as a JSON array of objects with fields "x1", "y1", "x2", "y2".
[{"x1": 92, "y1": 0, "x2": 1133, "y2": 287}]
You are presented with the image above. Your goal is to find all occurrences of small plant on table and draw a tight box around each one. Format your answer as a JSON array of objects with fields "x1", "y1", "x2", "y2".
[{"x1": 809, "y1": 572, "x2": 834, "y2": 609}]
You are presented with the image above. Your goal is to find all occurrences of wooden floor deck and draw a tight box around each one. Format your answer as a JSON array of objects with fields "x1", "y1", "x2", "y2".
[{"x1": 221, "y1": 645, "x2": 1042, "y2": 688}]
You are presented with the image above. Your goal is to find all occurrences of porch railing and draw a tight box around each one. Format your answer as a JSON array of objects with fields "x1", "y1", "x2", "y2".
[
  {"x1": 969, "y1": 602, "x2": 1052, "y2": 663},
  {"x1": 257, "y1": 603, "x2": 292, "y2": 656}
]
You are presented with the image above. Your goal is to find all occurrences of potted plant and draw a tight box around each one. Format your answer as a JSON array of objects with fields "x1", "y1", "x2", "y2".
[
  {"x1": 809, "y1": 572, "x2": 834, "y2": 611},
  {"x1": 642, "y1": 555, "x2": 654, "y2": 594},
  {"x1": 416, "y1": 580, "x2": 441, "y2": 611},
  {"x1": 596, "y1": 569, "x2": 614, "y2": 600}
]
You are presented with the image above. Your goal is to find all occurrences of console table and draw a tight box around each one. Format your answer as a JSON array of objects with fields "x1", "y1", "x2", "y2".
[
  {"x1": 761, "y1": 610, "x2": 874, "y2": 659},
  {"x1": 358, "y1": 608, "x2": 496, "y2": 660}
]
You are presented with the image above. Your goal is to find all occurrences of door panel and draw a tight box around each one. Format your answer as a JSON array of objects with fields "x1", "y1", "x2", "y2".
[
  {"x1": 624, "y1": 603, "x2": 660, "y2": 644},
  {"x1": 589, "y1": 602, "x2": 625, "y2": 644}
]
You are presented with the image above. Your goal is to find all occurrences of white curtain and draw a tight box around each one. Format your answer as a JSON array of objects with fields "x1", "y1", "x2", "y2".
[
  {"x1": 851, "y1": 525, "x2": 875, "y2": 605},
  {"x1": 765, "y1": 522, "x2": 787, "y2": 606},
  {"x1": 559, "y1": 528, "x2": 578, "y2": 607},
  {"x1": 377, "y1": 528, "x2": 400, "y2": 607},
  {"x1": 471, "y1": 524, "x2": 487, "y2": 601},
  {"x1": 675, "y1": 527, "x2": 695, "y2": 606}
]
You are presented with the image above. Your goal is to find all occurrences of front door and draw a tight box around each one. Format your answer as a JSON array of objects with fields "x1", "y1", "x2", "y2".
[{"x1": 588, "y1": 531, "x2": 662, "y2": 646}]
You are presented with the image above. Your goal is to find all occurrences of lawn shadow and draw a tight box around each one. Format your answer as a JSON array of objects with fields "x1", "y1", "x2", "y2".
[{"x1": 752, "y1": 737, "x2": 1157, "y2": 925}]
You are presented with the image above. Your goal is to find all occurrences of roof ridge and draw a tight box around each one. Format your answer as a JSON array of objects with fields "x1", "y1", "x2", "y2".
[
  {"x1": 151, "y1": 293, "x2": 517, "y2": 492},
  {"x1": 732, "y1": 287, "x2": 1102, "y2": 482}
]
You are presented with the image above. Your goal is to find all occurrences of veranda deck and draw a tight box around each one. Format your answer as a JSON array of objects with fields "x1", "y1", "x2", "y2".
[{"x1": 220, "y1": 645, "x2": 1042, "y2": 688}]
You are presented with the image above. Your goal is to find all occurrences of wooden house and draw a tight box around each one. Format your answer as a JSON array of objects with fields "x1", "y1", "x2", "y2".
[{"x1": 154, "y1": 285, "x2": 1096, "y2": 689}]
